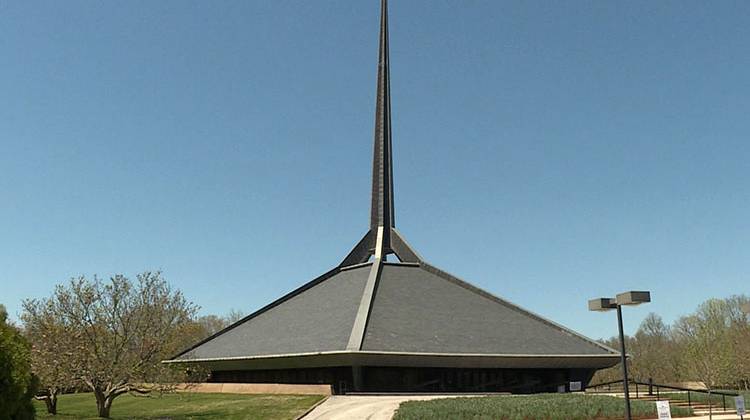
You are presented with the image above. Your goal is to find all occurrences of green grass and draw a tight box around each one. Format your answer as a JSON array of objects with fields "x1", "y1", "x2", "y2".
[
  {"x1": 33, "y1": 392, "x2": 325, "y2": 420},
  {"x1": 661, "y1": 390, "x2": 749, "y2": 409},
  {"x1": 393, "y1": 393, "x2": 694, "y2": 420}
]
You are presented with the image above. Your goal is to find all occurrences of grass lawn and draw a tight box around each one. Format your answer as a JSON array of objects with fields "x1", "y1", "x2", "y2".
[
  {"x1": 33, "y1": 392, "x2": 325, "y2": 420},
  {"x1": 393, "y1": 393, "x2": 694, "y2": 420},
  {"x1": 661, "y1": 390, "x2": 750, "y2": 410}
]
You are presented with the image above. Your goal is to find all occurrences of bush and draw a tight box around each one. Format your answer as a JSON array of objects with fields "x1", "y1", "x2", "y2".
[
  {"x1": 393, "y1": 394, "x2": 693, "y2": 420},
  {"x1": 0, "y1": 305, "x2": 36, "y2": 420}
]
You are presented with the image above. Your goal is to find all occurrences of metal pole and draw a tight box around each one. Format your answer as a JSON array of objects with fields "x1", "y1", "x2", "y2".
[
  {"x1": 617, "y1": 305, "x2": 632, "y2": 420},
  {"x1": 649, "y1": 377, "x2": 653, "y2": 396}
]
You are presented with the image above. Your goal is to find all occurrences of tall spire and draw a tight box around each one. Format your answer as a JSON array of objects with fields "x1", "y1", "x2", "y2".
[
  {"x1": 370, "y1": 0, "x2": 394, "y2": 241},
  {"x1": 340, "y1": 0, "x2": 422, "y2": 267}
]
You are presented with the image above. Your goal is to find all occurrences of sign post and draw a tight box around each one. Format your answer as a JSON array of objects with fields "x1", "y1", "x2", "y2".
[
  {"x1": 736, "y1": 395, "x2": 746, "y2": 420},
  {"x1": 655, "y1": 400, "x2": 672, "y2": 420}
]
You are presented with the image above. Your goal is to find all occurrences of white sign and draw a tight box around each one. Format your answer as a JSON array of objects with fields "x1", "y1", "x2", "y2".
[
  {"x1": 656, "y1": 400, "x2": 672, "y2": 420},
  {"x1": 569, "y1": 381, "x2": 582, "y2": 392},
  {"x1": 736, "y1": 395, "x2": 746, "y2": 416}
]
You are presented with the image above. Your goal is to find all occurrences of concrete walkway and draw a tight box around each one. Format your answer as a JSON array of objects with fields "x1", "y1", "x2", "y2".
[{"x1": 300, "y1": 395, "x2": 471, "y2": 420}]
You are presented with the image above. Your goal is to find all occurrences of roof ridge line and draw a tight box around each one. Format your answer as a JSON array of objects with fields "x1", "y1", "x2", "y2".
[{"x1": 346, "y1": 256, "x2": 383, "y2": 350}]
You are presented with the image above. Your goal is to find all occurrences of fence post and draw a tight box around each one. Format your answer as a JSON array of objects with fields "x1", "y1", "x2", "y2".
[
  {"x1": 635, "y1": 382, "x2": 639, "y2": 398},
  {"x1": 648, "y1": 378, "x2": 653, "y2": 396},
  {"x1": 722, "y1": 394, "x2": 726, "y2": 411},
  {"x1": 688, "y1": 391, "x2": 691, "y2": 408}
]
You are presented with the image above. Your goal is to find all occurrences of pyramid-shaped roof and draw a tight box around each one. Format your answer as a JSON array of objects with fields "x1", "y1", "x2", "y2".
[
  {"x1": 169, "y1": 0, "x2": 619, "y2": 371},
  {"x1": 173, "y1": 262, "x2": 616, "y2": 365}
]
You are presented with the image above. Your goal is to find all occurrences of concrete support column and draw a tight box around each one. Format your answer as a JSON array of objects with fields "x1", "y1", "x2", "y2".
[{"x1": 352, "y1": 366, "x2": 363, "y2": 392}]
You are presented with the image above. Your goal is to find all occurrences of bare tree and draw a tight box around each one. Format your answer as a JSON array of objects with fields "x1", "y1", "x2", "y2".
[
  {"x1": 196, "y1": 315, "x2": 229, "y2": 338},
  {"x1": 725, "y1": 295, "x2": 750, "y2": 389},
  {"x1": 189, "y1": 309, "x2": 245, "y2": 341},
  {"x1": 673, "y1": 299, "x2": 735, "y2": 390},
  {"x1": 590, "y1": 295, "x2": 750, "y2": 389},
  {"x1": 590, "y1": 337, "x2": 629, "y2": 384},
  {"x1": 21, "y1": 299, "x2": 81, "y2": 414},
  {"x1": 224, "y1": 308, "x2": 245, "y2": 324},
  {"x1": 23, "y1": 272, "x2": 198, "y2": 418},
  {"x1": 630, "y1": 313, "x2": 681, "y2": 383}
]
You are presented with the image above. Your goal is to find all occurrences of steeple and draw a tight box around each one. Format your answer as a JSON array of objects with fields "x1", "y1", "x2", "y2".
[
  {"x1": 370, "y1": 0, "x2": 395, "y2": 235},
  {"x1": 340, "y1": 0, "x2": 421, "y2": 266}
]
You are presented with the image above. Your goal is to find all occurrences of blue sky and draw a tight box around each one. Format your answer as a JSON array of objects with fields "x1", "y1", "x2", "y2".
[{"x1": 1, "y1": 0, "x2": 748, "y2": 340}]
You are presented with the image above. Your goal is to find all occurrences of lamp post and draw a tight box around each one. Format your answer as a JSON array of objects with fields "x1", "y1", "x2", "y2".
[{"x1": 589, "y1": 291, "x2": 651, "y2": 420}]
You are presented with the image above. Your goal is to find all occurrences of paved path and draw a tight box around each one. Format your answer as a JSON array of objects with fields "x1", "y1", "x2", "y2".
[{"x1": 300, "y1": 395, "x2": 470, "y2": 420}]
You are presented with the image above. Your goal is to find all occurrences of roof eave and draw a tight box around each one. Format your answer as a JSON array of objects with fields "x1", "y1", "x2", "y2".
[{"x1": 164, "y1": 350, "x2": 620, "y2": 371}]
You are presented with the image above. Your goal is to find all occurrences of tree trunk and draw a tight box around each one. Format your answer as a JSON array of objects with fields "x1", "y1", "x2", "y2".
[
  {"x1": 45, "y1": 391, "x2": 58, "y2": 415},
  {"x1": 103, "y1": 396, "x2": 114, "y2": 418},
  {"x1": 94, "y1": 389, "x2": 113, "y2": 418}
]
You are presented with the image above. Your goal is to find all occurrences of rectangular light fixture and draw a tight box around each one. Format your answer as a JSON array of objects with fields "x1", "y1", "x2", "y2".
[
  {"x1": 588, "y1": 298, "x2": 617, "y2": 312},
  {"x1": 615, "y1": 291, "x2": 651, "y2": 306}
]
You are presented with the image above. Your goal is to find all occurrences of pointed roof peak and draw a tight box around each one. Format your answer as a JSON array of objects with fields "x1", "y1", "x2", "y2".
[{"x1": 340, "y1": 0, "x2": 423, "y2": 267}]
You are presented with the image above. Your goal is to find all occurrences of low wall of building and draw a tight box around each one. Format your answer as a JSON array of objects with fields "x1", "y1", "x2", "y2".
[{"x1": 174, "y1": 382, "x2": 332, "y2": 395}]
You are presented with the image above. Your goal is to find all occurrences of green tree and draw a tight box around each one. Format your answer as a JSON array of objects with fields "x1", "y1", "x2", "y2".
[{"x1": 0, "y1": 305, "x2": 36, "y2": 420}]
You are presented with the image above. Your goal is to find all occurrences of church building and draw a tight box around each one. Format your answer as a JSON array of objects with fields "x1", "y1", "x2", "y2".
[{"x1": 167, "y1": 0, "x2": 620, "y2": 394}]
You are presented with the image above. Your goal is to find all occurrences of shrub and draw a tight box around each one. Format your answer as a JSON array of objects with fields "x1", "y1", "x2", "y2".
[
  {"x1": 394, "y1": 394, "x2": 693, "y2": 420},
  {"x1": 0, "y1": 305, "x2": 36, "y2": 420}
]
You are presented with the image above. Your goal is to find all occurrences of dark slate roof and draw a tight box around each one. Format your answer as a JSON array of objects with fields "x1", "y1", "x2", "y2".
[
  {"x1": 173, "y1": 261, "x2": 615, "y2": 361},
  {"x1": 362, "y1": 264, "x2": 607, "y2": 355},
  {"x1": 176, "y1": 265, "x2": 369, "y2": 360}
]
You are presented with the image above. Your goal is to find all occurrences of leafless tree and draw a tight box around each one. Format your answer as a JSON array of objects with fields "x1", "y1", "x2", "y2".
[
  {"x1": 630, "y1": 313, "x2": 682, "y2": 383},
  {"x1": 195, "y1": 315, "x2": 228, "y2": 338},
  {"x1": 23, "y1": 272, "x2": 199, "y2": 418},
  {"x1": 21, "y1": 299, "x2": 81, "y2": 414},
  {"x1": 591, "y1": 296, "x2": 750, "y2": 389},
  {"x1": 224, "y1": 308, "x2": 245, "y2": 325},
  {"x1": 673, "y1": 299, "x2": 735, "y2": 391}
]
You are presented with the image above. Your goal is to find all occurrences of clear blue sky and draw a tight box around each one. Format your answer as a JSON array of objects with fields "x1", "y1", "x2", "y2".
[{"x1": 1, "y1": 0, "x2": 748, "y2": 340}]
